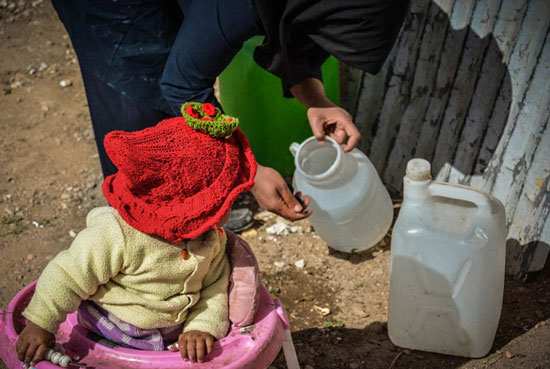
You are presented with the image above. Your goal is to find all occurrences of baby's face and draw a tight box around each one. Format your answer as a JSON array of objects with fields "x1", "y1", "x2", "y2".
[{"x1": 216, "y1": 210, "x2": 231, "y2": 228}]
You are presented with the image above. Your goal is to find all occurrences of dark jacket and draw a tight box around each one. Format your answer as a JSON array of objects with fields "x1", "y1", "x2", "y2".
[{"x1": 253, "y1": 0, "x2": 410, "y2": 96}]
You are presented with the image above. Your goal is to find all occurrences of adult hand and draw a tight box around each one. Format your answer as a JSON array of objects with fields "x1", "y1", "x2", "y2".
[
  {"x1": 308, "y1": 105, "x2": 360, "y2": 152},
  {"x1": 289, "y1": 77, "x2": 360, "y2": 152},
  {"x1": 178, "y1": 330, "x2": 214, "y2": 363},
  {"x1": 16, "y1": 321, "x2": 55, "y2": 366},
  {"x1": 251, "y1": 165, "x2": 311, "y2": 221}
]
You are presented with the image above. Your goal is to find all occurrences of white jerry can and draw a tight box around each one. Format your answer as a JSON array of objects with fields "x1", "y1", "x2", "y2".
[
  {"x1": 289, "y1": 136, "x2": 393, "y2": 253},
  {"x1": 388, "y1": 159, "x2": 507, "y2": 358}
]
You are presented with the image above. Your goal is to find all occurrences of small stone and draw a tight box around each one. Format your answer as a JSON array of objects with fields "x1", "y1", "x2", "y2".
[
  {"x1": 26, "y1": 254, "x2": 34, "y2": 260},
  {"x1": 313, "y1": 306, "x2": 331, "y2": 316},
  {"x1": 241, "y1": 228, "x2": 257, "y2": 238},
  {"x1": 38, "y1": 62, "x2": 48, "y2": 72},
  {"x1": 28, "y1": 67, "x2": 37, "y2": 75},
  {"x1": 41, "y1": 105, "x2": 49, "y2": 112},
  {"x1": 266, "y1": 221, "x2": 289, "y2": 236},
  {"x1": 295, "y1": 259, "x2": 306, "y2": 268},
  {"x1": 290, "y1": 225, "x2": 303, "y2": 233},
  {"x1": 59, "y1": 79, "x2": 72, "y2": 88},
  {"x1": 69, "y1": 230, "x2": 77, "y2": 238},
  {"x1": 10, "y1": 80, "x2": 23, "y2": 88},
  {"x1": 505, "y1": 351, "x2": 513, "y2": 359},
  {"x1": 274, "y1": 261, "x2": 285, "y2": 268}
]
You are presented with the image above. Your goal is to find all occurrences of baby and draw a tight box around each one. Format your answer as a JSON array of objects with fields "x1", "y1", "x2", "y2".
[{"x1": 16, "y1": 102, "x2": 257, "y2": 366}]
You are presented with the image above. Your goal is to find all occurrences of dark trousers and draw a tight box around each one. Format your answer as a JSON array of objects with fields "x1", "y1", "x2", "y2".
[
  {"x1": 80, "y1": 67, "x2": 171, "y2": 177},
  {"x1": 53, "y1": 0, "x2": 261, "y2": 178}
]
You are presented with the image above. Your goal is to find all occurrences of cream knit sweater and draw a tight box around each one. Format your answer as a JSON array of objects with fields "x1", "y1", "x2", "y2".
[{"x1": 23, "y1": 207, "x2": 230, "y2": 339}]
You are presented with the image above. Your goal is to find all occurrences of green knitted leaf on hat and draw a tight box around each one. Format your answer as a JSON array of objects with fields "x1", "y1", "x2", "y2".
[{"x1": 181, "y1": 102, "x2": 239, "y2": 139}]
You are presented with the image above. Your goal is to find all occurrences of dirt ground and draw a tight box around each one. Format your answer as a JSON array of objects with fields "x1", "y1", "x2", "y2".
[{"x1": 1, "y1": 2, "x2": 549, "y2": 369}]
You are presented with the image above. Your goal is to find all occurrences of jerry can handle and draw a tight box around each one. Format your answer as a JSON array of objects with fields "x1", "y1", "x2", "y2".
[
  {"x1": 429, "y1": 182, "x2": 493, "y2": 215},
  {"x1": 289, "y1": 142, "x2": 300, "y2": 157}
]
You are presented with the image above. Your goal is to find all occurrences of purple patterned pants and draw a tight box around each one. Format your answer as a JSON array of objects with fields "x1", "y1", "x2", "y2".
[{"x1": 77, "y1": 301, "x2": 182, "y2": 351}]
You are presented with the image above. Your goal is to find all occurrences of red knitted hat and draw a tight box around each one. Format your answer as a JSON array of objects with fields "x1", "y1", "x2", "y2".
[{"x1": 102, "y1": 102, "x2": 257, "y2": 242}]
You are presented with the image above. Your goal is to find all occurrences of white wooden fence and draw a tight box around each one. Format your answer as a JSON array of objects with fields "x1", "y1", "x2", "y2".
[{"x1": 346, "y1": 0, "x2": 550, "y2": 278}]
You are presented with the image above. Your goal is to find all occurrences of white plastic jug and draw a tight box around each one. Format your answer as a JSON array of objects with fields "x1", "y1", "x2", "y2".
[
  {"x1": 388, "y1": 159, "x2": 506, "y2": 358},
  {"x1": 289, "y1": 136, "x2": 393, "y2": 253}
]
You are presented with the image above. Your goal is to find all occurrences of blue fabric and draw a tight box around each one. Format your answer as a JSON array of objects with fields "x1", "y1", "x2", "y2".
[
  {"x1": 160, "y1": 0, "x2": 262, "y2": 115},
  {"x1": 51, "y1": 0, "x2": 261, "y2": 115},
  {"x1": 51, "y1": 0, "x2": 261, "y2": 176},
  {"x1": 80, "y1": 67, "x2": 171, "y2": 177}
]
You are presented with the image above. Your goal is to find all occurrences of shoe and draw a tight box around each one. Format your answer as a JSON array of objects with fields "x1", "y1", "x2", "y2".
[{"x1": 225, "y1": 208, "x2": 253, "y2": 232}]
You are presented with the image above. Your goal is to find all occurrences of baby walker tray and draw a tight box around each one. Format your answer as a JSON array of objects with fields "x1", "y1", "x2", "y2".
[{"x1": 0, "y1": 281, "x2": 289, "y2": 369}]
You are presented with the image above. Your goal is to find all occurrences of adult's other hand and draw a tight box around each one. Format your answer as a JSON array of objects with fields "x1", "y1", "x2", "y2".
[
  {"x1": 251, "y1": 165, "x2": 311, "y2": 221},
  {"x1": 290, "y1": 77, "x2": 360, "y2": 152},
  {"x1": 307, "y1": 105, "x2": 360, "y2": 152}
]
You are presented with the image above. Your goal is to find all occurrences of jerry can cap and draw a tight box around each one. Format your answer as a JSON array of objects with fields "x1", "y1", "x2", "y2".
[{"x1": 406, "y1": 159, "x2": 432, "y2": 181}]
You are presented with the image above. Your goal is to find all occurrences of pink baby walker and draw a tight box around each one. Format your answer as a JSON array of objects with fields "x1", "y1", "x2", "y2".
[{"x1": 0, "y1": 232, "x2": 300, "y2": 369}]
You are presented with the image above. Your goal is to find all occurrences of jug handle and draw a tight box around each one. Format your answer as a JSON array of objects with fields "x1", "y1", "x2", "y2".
[
  {"x1": 289, "y1": 142, "x2": 300, "y2": 157},
  {"x1": 429, "y1": 182, "x2": 493, "y2": 215}
]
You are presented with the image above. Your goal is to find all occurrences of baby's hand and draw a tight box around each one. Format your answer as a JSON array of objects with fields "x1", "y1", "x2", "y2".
[
  {"x1": 16, "y1": 321, "x2": 55, "y2": 366},
  {"x1": 177, "y1": 330, "x2": 214, "y2": 363}
]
